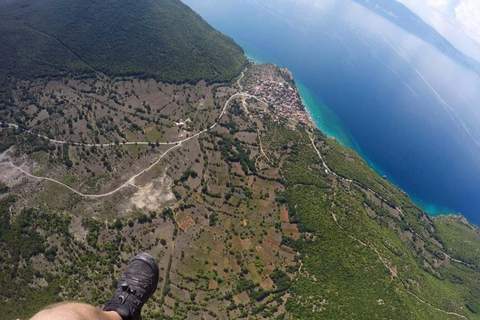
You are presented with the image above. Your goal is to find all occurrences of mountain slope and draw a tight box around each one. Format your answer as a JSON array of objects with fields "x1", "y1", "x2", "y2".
[
  {"x1": 1, "y1": 0, "x2": 480, "y2": 318},
  {"x1": 2, "y1": 63, "x2": 480, "y2": 320},
  {"x1": 0, "y1": 0, "x2": 246, "y2": 85}
]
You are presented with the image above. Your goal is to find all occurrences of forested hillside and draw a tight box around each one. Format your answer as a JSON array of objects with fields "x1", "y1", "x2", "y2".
[
  {"x1": 2, "y1": 64, "x2": 480, "y2": 320},
  {"x1": 0, "y1": 0, "x2": 246, "y2": 89},
  {"x1": 1, "y1": 0, "x2": 480, "y2": 318}
]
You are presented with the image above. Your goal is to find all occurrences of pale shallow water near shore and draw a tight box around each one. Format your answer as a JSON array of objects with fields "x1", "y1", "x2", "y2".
[
  {"x1": 183, "y1": 0, "x2": 480, "y2": 223},
  {"x1": 247, "y1": 49, "x2": 456, "y2": 218}
]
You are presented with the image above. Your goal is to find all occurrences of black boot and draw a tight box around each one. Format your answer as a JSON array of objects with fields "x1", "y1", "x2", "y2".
[{"x1": 104, "y1": 253, "x2": 159, "y2": 320}]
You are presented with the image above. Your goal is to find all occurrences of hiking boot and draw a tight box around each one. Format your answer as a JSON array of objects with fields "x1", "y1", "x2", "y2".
[{"x1": 103, "y1": 253, "x2": 159, "y2": 320}]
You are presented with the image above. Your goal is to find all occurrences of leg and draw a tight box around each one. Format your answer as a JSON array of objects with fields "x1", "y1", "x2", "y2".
[
  {"x1": 30, "y1": 303, "x2": 121, "y2": 320},
  {"x1": 30, "y1": 253, "x2": 159, "y2": 320}
]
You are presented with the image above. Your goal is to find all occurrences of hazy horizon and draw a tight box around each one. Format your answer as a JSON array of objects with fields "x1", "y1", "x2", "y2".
[
  {"x1": 397, "y1": 0, "x2": 480, "y2": 63},
  {"x1": 182, "y1": 0, "x2": 480, "y2": 224}
]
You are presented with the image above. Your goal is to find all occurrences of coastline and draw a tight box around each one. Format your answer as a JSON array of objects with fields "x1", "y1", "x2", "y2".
[
  {"x1": 246, "y1": 52, "x2": 459, "y2": 221},
  {"x1": 296, "y1": 80, "x2": 457, "y2": 218}
]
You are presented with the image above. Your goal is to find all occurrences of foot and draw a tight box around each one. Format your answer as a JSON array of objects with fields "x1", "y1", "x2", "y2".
[{"x1": 103, "y1": 253, "x2": 159, "y2": 320}]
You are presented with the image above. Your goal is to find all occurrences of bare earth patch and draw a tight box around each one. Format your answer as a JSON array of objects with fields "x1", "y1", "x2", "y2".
[
  {"x1": 208, "y1": 279, "x2": 218, "y2": 290},
  {"x1": 260, "y1": 277, "x2": 275, "y2": 291},
  {"x1": 256, "y1": 245, "x2": 274, "y2": 264},
  {"x1": 233, "y1": 291, "x2": 250, "y2": 304},
  {"x1": 263, "y1": 237, "x2": 280, "y2": 251},
  {"x1": 280, "y1": 205, "x2": 289, "y2": 222},
  {"x1": 129, "y1": 172, "x2": 175, "y2": 211},
  {"x1": 192, "y1": 192, "x2": 204, "y2": 204},
  {"x1": 175, "y1": 211, "x2": 196, "y2": 232},
  {"x1": 282, "y1": 223, "x2": 300, "y2": 240}
]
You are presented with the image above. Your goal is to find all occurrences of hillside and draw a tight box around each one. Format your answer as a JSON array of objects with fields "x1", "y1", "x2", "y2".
[
  {"x1": 0, "y1": 0, "x2": 246, "y2": 106},
  {"x1": 1, "y1": 0, "x2": 480, "y2": 318},
  {"x1": 1, "y1": 63, "x2": 480, "y2": 319}
]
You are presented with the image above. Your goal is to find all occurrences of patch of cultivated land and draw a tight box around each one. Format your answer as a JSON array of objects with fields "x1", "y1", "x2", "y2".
[
  {"x1": 0, "y1": 75, "x2": 236, "y2": 216},
  {"x1": 2, "y1": 64, "x2": 480, "y2": 320}
]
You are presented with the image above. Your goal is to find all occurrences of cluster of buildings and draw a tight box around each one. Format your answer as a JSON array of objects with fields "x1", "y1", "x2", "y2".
[{"x1": 245, "y1": 79, "x2": 313, "y2": 125}]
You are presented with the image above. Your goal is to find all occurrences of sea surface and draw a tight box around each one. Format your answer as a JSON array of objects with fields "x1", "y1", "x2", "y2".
[{"x1": 182, "y1": 0, "x2": 480, "y2": 224}]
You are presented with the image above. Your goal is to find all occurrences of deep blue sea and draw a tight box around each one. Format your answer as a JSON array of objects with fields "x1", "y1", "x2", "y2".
[{"x1": 182, "y1": 0, "x2": 480, "y2": 224}]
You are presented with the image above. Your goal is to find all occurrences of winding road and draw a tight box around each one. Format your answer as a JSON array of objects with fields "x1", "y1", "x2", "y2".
[
  {"x1": 0, "y1": 74, "x2": 269, "y2": 198},
  {"x1": 307, "y1": 131, "x2": 471, "y2": 319},
  {"x1": 0, "y1": 70, "x2": 472, "y2": 318}
]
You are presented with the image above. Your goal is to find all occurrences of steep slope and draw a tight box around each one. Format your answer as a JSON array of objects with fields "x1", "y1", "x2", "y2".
[
  {"x1": 1, "y1": 0, "x2": 480, "y2": 318},
  {"x1": 0, "y1": 0, "x2": 246, "y2": 85},
  {"x1": 1, "y1": 64, "x2": 480, "y2": 320}
]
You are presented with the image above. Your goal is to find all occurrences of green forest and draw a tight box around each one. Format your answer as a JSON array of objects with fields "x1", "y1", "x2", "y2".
[
  {"x1": 1, "y1": 0, "x2": 480, "y2": 318},
  {"x1": 0, "y1": 0, "x2": 246, "y2": 106}
]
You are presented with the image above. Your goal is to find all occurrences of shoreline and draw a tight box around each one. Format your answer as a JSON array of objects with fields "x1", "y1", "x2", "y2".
[
  {"x1": 246, "y1": 54, "x2": 464, "y2": 224},
  {"x1": 297, "y1": 80, "x2": 457, "y2": 218}
]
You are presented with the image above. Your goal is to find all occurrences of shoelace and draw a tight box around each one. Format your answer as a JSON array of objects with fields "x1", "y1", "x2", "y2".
[{"x1": 118, "y1": 283, "x2": 144, "y2": 303}]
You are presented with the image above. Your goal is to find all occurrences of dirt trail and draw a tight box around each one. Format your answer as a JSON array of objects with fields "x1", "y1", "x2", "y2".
[
  {"x1": 308, "y1": 131, "x2": 470, "y2": 319},
  {"x1": 308, "y1": 130, "x2": 472, "y2": 267},
  {"x1": 4, "y1": 143, "x2": 179, "y2": 198},
  {"x1": 1, "y1": 69, "x2": 472, "y2": 318},
  {"x1": 1, "y1": 89, "x2": 262, "y2": 198},
  {"x1": 256, "y1": 129, "x2": 273, "y2": 166},
  {"x1": 0, "y1": 122, "x2": 179, "y2": 147},
  {"x1": 236, "y1": 71, "x2": 245, "y2": 91},
  {"x1": 406, "y1": 290, "x2": 468, "y2": 320}
]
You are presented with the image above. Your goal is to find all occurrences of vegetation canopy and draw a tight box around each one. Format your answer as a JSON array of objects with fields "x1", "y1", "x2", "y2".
[{"x1": 0, "y1": 0, "x2": 246, "y2": 89}]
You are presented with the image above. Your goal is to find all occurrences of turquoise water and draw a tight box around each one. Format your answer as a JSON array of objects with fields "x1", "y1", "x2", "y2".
[
  {"x1": 248, "y1": 46, "x2": 455, "y2": 217},
  {"x1": 241, "y1": 41, "x2": 280, "y2": 66},
  {"x1": 183, "y1": 0, "x2": 480, "y2": 223},
  {"x1": 250, "y1": 52, "x2": 391, "y2": 185},
  {"x1": 245, "y1": 45, "x2": 358, "y2": 151},
  {"x1": 296, "y1": 82, "x2": 357, "y2": 151}
]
